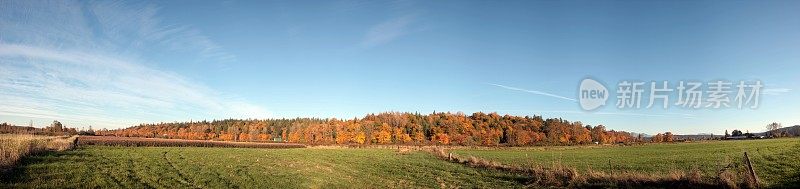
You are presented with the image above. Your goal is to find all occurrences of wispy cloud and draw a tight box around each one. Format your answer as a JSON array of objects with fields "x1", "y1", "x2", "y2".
[
  {"x1": 360, "y1": 14, "x2": 417, "y2": 48},
  {"x1": 0, "y1": 1, "x2": 263, "y2": 128},
  {"x1": 494, "y1": 110, "x2": 695, "y2": 119},
  {"x1": 763, "y1": 88, "x2": 791, "y2": 95},
  {"x1": 487, "y1": 83, "x2": 577, "y2": 102},
  {"x1": 0, "y1": 44, "x2": 269, "y2": 127},
  {"x1": 595, "y1": 112, "x2": 695, "y2": 119}
]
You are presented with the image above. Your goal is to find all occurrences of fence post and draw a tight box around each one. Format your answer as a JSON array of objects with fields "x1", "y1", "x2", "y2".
[{"x1": 743, "y1": 152, "x2": 760, "y2": 188}]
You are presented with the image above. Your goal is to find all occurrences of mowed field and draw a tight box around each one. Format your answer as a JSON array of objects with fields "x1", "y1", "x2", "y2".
[
  {"x1": 1, "y1": 138, "x2": 799, "y2": 188},
  {"x1": 453, "y1": 138, "x2": 800, "y2": 188},
  {"x1": 0, "y1": 146, "x2": 527, "y2": 188}
]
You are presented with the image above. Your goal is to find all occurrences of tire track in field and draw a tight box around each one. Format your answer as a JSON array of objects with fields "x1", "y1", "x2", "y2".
[
  {"x1": 221, "y1": 153, "x2": 257, "y2": 187},
  {"x1": 178, "y1": 151, "x2": 238, "y2": 188},
  {"x1": 191, "y1": 151, "x2": 238, "y2": 188},
  {"x1": 233, "y1": 164, "x2": 258, "y2": 185},
  {"x1": 121, "y1": 152, "x2": 155, "y2": 189},
  {"x1": 97, "y1": 153, "x2": 126, "y2": 188},
  {"x1": 162, "y1": 150, "x2": 202, "y2": 189},
  {"x1": 209, "y1": 168, "x2": 238, "y2": 188}
]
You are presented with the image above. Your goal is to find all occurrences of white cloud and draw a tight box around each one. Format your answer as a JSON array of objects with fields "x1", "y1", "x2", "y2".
[
  {"x1": 0, "y1": 1, "x2": 265, "y2": 128},
  {"x1": 763, "y1": 88, "x2": 791, "y2": 95},
  {"x1": 361, "y1": 14, "x2": 417, "y2": 48},
  {"x1": 0, "y1": 0, "x2": 236, "y2": 65},
  {"x1": 488, "y1": 83, "x2": 577, "y2": 102},
  {"x1": 0, "y1": 44, "x2": 270, "y2": 128},
  {"x1": 493, "y1": 110, "x2": 694, "y2": 118},
  {"x1": 594, "y1": 112, "x2": 695, "y2": 118}
]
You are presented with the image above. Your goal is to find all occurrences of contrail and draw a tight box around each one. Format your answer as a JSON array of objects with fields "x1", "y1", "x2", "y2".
[{"x1": 487, "y1": 83, "x2": 577, "y2": 102}]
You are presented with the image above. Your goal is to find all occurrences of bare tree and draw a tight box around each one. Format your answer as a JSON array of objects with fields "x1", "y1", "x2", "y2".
[
  {"x1": 766, "y1": 122, "x2": 782, "y2": 137},
  {"x1": 50, "y1": 120, "x2": 63, "y2": 133}
]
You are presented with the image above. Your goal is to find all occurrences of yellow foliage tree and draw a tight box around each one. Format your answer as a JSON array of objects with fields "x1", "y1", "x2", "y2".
[
  {"x1": 374, "y1": 123, "x2": 393, "y2": 144},
  {"x1": 354, "y1": 132, "x2": 366, "y2": 144}
]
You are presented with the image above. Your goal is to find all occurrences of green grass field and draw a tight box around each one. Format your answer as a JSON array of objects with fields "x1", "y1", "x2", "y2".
[
  {"x1": 453, "y1": 138, "x2": 800, "y2": 187},
  {"x1": 0, "y1": 146, "x2": 527, "y2": 188},
  {"x1": 2, "y1": 138, "x2": 799, "y2": 188}
]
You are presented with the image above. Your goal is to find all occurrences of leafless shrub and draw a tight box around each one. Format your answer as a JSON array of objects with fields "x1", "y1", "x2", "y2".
[
  {"x1": 396, "y1": 147, "x2": 413, "y2": 155},
  {"x1": 430, "y1": 148, "x2": 756, "y2": 189},
  {"x1": 431, "y1": 147, "x2": 449, "y2": 159},
  {"x1": 719, "y1": 169, "x2": 739, "y2": 189},
  {"x1": 688, "y1": 168, "x2": 703, "y2": 184},
  {"x1": 527, "y1": 164, "x2": 580, "y2": 187}
]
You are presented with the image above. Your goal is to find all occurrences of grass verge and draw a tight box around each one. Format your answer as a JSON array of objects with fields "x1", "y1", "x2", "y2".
[{"x1": 432, "y1": 147, "x2": 761, "y2": 188}]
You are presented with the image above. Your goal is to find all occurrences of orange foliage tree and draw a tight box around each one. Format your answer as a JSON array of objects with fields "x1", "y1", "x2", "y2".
[{"x1": 96, "y1": 111, "x2": 656, "y2": 146}]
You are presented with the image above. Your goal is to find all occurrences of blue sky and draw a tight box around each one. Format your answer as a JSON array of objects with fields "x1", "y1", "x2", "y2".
[{"x1": 1, "y1": 0, "x2": 798, "y2": 134}]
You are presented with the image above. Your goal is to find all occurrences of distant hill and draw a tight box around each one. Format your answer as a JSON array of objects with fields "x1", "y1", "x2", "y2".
[
  {"x1": 629, "y1": 132, "x2": 651, "y2": 138},
  {"x1": 759, "y1": 125, "x2": 800, "y2": 137},
  {"x1": 673, "y1": 125, "x2": 800, "y2": 140}
]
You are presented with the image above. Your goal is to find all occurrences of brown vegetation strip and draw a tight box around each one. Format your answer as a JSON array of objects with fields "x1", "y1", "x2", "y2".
[
  {"x1": 77, "y1": 136, "x2": 305, "y2": 148},
  {"x1": 430, "y1": 147, "x2": 758, "y2": 189},
  {"x1": 1, "y1": 135, "x2": 78, "y2": 171}
]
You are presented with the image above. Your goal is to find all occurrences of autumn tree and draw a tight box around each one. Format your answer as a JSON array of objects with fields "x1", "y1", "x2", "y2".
[
  {"x1": 50, "y1": 120, "x2": 63, "y2": 133},
  {"x1": 354, "y1": 132, "x2": 366, "y2": 144},
  {"x1": 100, "y1": 111, "x2": 643, "y2": 147},
  {"x1": 590, "y1": 125, "x2": 608, "y2": 144},
  {"x1": 573, "y1": 126, "x2": 592, "y2": 144},
  {"x1": 393, "y1": 127, "x2": 412, "y2": 144},
  {"x1": 435, "y1": 133, "x2": 450, "y2": 145},
  {"x1": 664, "y1": 132, "x2": 674, "y2": 142},
  {"x1": 651, "y1": 133, "x2": 664, "y2": 143},
  {"x1": 512, "y1": 130, "x2": 532, "y2": 146},
  {"x1": 373, "y1": 123, "x2": 392, "y2": 144}
]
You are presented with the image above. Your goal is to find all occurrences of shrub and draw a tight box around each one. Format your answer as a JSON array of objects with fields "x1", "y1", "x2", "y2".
[
  {"x1": 431, "y1": 148, "x2": 757, "y2": 189},
  {"x1": 1, "y1": 134, "x2": 78, "y2": 171}
]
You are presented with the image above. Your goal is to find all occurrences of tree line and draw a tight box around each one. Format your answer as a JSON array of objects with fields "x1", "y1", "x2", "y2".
[
  {"x1": 0, "y1": 121, "x2": 77, "y2": 136},
  {"x1": 94, "y1": 112, "x2": 672, "y2": 146}
]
